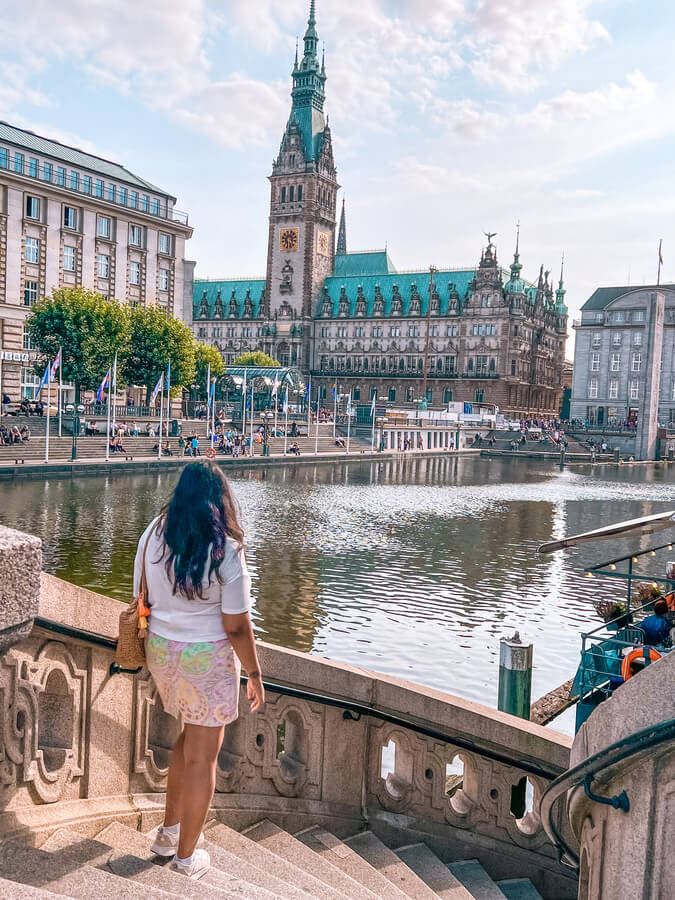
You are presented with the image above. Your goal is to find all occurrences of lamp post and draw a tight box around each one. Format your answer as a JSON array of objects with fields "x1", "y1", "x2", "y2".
[{"x1": 421, "y1": 265, "x2": 437, "y2": 406}]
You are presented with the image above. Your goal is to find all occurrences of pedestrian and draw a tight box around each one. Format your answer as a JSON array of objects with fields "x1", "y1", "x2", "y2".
[
  {"x1": 191, "y1": 435, "x2": 200, "y2": 457},
  {"x1": 135, "y1": 461, "x2": 264, "y2": 880}
]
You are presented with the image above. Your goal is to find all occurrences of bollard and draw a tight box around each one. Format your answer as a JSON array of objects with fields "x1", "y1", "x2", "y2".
[
  {"x1": 613, "y1": 447, "x2": 620, "y2": 463},
  {"x1": 559, "y1": 447, "x2": 565, "y2": 470},
  {"x1": 498, "y1": 632, "x2": 533, "y2": 818}
]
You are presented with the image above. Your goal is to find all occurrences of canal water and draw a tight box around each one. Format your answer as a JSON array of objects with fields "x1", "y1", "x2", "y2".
[{"x1": 2, "y1": 456, "x2": 674, "y2": 728}]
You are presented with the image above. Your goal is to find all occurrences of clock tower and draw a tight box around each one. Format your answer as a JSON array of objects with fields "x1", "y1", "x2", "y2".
[{"x1": 266, "y1": 0, "x2": 339, "y2": 369}]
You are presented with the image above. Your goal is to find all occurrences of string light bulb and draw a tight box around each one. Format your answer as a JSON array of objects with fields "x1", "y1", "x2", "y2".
[
  {"x1": 632, "y1": 556, "x2": 638, "y2": 563},
  {"x1": 610, "y1": 564, "x2": 616, "y2": 571},
  {"x1": 586, "y1": 572, "x2": 593, "y2": 578},
  {"x1": 650, "y1": 550, "x2": 656, "y2": 556}
]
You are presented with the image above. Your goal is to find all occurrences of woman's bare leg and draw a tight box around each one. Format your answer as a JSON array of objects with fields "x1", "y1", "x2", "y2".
[
  {"x1": 176, "y1": 724, "x2": 224, "y2": 858},
  {"x1": 163, "y1": 730, "x2": 186, "y2": 828}
]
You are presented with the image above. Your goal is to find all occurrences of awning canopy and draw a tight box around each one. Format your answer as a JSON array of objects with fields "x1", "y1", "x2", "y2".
[
  {"x1": 538, "y1": 510, "x2": 675, "y2": 554},
  {"x1": 223, "y1": 366, "x2": 303, "y2": 387}
]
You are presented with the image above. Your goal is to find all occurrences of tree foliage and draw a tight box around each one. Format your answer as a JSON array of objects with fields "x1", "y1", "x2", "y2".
[
  {"x1": 26, "y1": 287, "x2": 130, "y2": 400},
  {"x1": 121, "y1": 305, "x2": 196, "y2": 402},
  {"x1": 233, "y1": 350, "x2": 280, "y2": 368},
  {"x1": 194, "y1": 342, "x2": 225, "y2": 394}
]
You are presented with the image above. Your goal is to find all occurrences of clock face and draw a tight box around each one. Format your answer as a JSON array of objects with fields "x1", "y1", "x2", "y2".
[
  {"x1": 280, "y1": 228, "x2": 299, "y2": 252},
  {"x1": 317, "y1": 231, "x2": 330, "y2": 257}
]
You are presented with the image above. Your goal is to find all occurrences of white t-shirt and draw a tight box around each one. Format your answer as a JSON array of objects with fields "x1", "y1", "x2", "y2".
[{"x1": 133, "y1": 516, "x2": 251, "y2": 643}]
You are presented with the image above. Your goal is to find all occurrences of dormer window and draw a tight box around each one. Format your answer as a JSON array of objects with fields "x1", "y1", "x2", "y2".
[{"x1": 289, "y1": 153, "x2": 296, "y2": 167}]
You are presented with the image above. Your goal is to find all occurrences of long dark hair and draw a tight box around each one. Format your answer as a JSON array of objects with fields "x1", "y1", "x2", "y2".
[{"x1": 156, "y1": 461, "x2": 244, "y2": 600}]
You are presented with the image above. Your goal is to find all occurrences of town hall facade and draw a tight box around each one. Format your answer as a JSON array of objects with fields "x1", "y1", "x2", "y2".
[{"x1": 193, "y1": 1, "x2": 568, "y2": 417}]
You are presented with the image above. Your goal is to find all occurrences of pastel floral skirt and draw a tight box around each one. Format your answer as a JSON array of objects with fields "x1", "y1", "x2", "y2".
[{"x1": 146, "y1": 632, "x2": 241, "y2": 728}]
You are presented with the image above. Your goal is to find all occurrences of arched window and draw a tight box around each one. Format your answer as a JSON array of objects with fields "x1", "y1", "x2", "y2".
[
  {"x1": 281, "y1": 186, "x2": 286, "y2": 203},
  {"x1": 289, "y1": 186, "x2": 295, "y2": 202},
  {"x1": 297, "y1": 185, "x2": 303, "y2": 202}
]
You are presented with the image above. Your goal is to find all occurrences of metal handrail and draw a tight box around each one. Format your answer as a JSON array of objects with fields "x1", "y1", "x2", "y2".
[
  {"x1": 33, "y1": 615, "x2": 563, "y2": 781},
  {"x1": 540, "y1": 718, "x2": 675, "y2": 870}
]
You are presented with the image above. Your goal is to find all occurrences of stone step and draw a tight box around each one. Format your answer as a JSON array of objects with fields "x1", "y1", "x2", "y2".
[
  {"x1": 205, "y1": 822, "x2": 349, "y2": 900},
  {"x1": 144, "y1": 825, "x2": 314, "y2": 900},
  {"x1": 496, "y1": 879, "x2": 543, "y2": 900},
  {"x1": 244, "y1": 820, "x2": 379, "y2": 900},
  {"x1": 447, "y1": 861, "x2": 508, "y2": 900},
  {"x1": 0, "y1": 875, "x2": 73, "y2": 899},
  {"x1": 395, "y1": 844, "x2": 475, "y2": 900},
  {"x1": 294, "y1": 826, "x2": 409, "y2": 900},
  {"x1": 0, "y1": 840, "x2": 172, "y2": 899},
  {"x1": 343, "y1": 831, "x2": 437, "y2": 899},
  {"x1": 94, "y1": 821, "x2": 277, "y2": 898}
]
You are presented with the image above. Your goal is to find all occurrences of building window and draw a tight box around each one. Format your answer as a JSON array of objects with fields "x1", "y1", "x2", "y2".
[
  {"x1": 633, "y1": 333, "x2": 642, "y2": 347},
  {"x1": 481, "y1": 294, "x2": 489, "y2": 308},
  {"x1": 242, "y1": 326, "x2": 251, "y2": 338},
  {"x1": 24, "y1": 280, "x2": 38, "y2": 306},
  {"x1": 129, "y1": 225, "x2": 142, "y2": 246},
  {"x1": 511, "y1": 359, "x2": 516, "y2": 375},
  {"x1": 408, "y1": 325, "x2": 419, "y2": 337},
  {"x1": 21, "y1": 367, "x2": 40, "y2": 399},
  {"x1": 297, "y1": 185, "x2": 303, "y2": 202},
  {"x1": 22, "y1": 327, "x2": 34, "y2": 351},
  {"x1": 391, "y1": 326, "x2": 401, "y2": 337},
  {"x1": 630, "y1": 380, "x2": 639, "y2": 400},
  {"x1": 25, "y1": 237, "x2": 39, "y2": 264},
  {"x1": 633, "y1": 309, "x2": 645, "y2": 322},
  {"x1": 212, "y1": 327, "x2": 221, "y2": 338},
  {"x1": 591, "y1": 332, "x2": 601, "y2": 348},
  {"x1": 0, "y1": 148, "x2": 7, "y2": 168},
  {"x1": 63, "y1": 206, "x2": 77, "y2": 229},
  {"x1": 97, "y1": 253, "x2": 109, "y2": 278},
  {"x1": 472, "y1": 324, "x2": 482, "y2": 336},
  {"x1": 281, "y1": 186, "x2": 286, "y2": 203},
  {"x1": 613, "y1": 310, "x2": 625, "y2": 323},
  {"x1": 388, "y1": 388, "x2": 396, "y2": 402},
  {"x1": 63, "y1": 246, "x2": 76, "y2": 272},
  {"x1": 14, "y1": 152, "x2": 24, "y2": 174},
  {"x1": 57, "y1": 166, "x2": 66, "y2": 186},
  {"x1": 25, "y1": 195, "x2": 40, "y2": 219},
  {"x1": 430, "y1": 325, "x2": 440, "y2": 336},
  {"x1": 372, "y1": 326, "x2": 383, "y2": 337},
  {"x1": 591, "y1": 352, "x2": 600, "y2": 372},
  {"x1": 129, "y1": 261, "x2": 141, "y2": 285},
  {"x1": 95, "y1": 179, "x2": 104, "y2": 198},
  {"x1": 444, "y1": 389, "x2": 453, "y2": 403},
  {"x1": 107, "y1": 184, "x2": 115, "y2": 202},
  {"x1": 320, "y1": 326, "x2": 330, "y2": 337},
  {"x1": 609, "y1": 379, "x2": 618, "y2": 399},
  {"x1": 611, "y1": 352, "x2": 621, "y2": 372},
  {"x1": 632, "y1": 352, "x2": 642, "y2": 372},
  {"x1": 82, "y1": 175, "x2": 92, "y2": 194},
  {"x1": 97, "y1": 216, "x2": 111, "y2": 239},
  {"x1": 129, "y1": 191, "x2": 138, "y2": 209},
  {"x1": 589, "y1": 379, "x2": 598, "y2": 399},
  {"x1": 42, "y1": 162, "x2": 52, "y2": 182},
  {"x1": 354, "y1": 326, "x2": 365, "y2": 337},
  {"x1": 152, "y1": 198, "x2": 160, "y2": 216},
  {"x1": 140, "y1": 194, "x2": 149, "y2": 212},
  {"x1": 69, "y1": 171, "x2": 79, "y2": 191},
  {"x1": 159, "y1": 269, "x2": 169, "y2": 291},
  {"x1": 475, "y1": 389, "x2": 485, "y2": 402},
  {"x1": 447, "y1": 325, "x2": 458, "y2": 337},
  {"x1": 159, "y1": 233, "x2": 170, "y2": 254},
  {"x1": 28, "y1": 157, "x2": 38, "y2": 177},
  {"x1": 119, "y1": 187, "x2": 128, "y2": 206},
  {"x1": 337, "y1": 326, "x2": 347, "y2": 337}
]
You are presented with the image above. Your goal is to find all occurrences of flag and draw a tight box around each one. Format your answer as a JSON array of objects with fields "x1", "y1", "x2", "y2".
[
  {"x1": 332, "y1": 383, "x2": 336, "y2": 399},
  {"x1": 110, "y1": 353, "x2": 117, "y2": 393},
  {"x1": 242, "y1": 371, "x2": 247, "y2": 400},
  {"x1": 304, "y1": 381, "x2": 310, "y2": 403},
  {"x1": 209, "y1": 380, "x2": 215, "y2": 403},
  {"x1": 371, "y1": 394, "x2": 376, "y2": 416},
  {"x1": 271, "y1": 375, "x2": 280, "y2": 397},
  {"x1": 283, "y1": 387, "x2": 289, "y2": 414},
  {"x1": 96, "y1": 369, "x2": 110, "y2": 404},
  {"x1": 659, "y1": 240, "x2": 664, "y2": 266},
  {"x1": 165, "y1": 360, "x2": 171, "y2": 391},
  {"x1": 35, "y1": 364, "x2": 50, "y2": 399},
  {"x1": 49, "y1": 348, "x2": 61, "y2": 380},
  {"x1": 346, "y1": 395, "x2": 353, "y2": 416},
  {"x1": 150, "y1": 374, "x2": 163, "y2": 405}
]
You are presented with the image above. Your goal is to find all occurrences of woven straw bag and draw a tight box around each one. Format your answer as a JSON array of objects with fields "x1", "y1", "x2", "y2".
[{"x1": 114, "y1": 532, "x2": 152, "y2": 669}]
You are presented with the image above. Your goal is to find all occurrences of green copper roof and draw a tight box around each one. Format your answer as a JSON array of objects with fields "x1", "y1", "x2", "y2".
[
  {"x1": 0, "y1": 120, "x2": 171, "y2": 197},
  {"x1": 194, "y1": 278, "x2": 266, "y2": 319},
  {"x1": 287, "y1": 1, "x2": 327, "y2": 162},
  {"x1": 333, "y1": 250, "x2": 396, "y2": 278},
  {"x1": 582, "y1": 284, "x2": 675, "y2": 311}
]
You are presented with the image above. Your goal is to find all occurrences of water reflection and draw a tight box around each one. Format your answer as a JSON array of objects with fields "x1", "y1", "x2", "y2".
[{"x1": 2, "y1": 457, "x2": 675, "y2": 716}]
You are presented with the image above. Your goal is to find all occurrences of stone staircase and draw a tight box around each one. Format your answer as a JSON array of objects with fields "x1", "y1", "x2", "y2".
[{"x1": 0, "y1": 817, "x2": 544, "y2": 899}]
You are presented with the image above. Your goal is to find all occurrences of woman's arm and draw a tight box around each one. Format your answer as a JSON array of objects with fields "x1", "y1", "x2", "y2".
[{"x1": 222, "y1": 612, "x2": 265, "y2": 711}]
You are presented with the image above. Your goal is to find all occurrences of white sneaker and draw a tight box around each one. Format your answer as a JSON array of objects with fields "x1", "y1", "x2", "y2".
[
  {"x1": 170, "y1": 848, "x2": 211, "y2": 880},
  {"x1": 151, "y1": 826, "x2": 204, "y2": 858}
]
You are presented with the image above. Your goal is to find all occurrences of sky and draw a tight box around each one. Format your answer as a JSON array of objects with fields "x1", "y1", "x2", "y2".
[{"x1": 0, "y1": 0, "x2": 673, "y2": 355}]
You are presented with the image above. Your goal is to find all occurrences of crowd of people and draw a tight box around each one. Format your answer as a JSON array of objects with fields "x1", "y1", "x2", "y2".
[{"x1": 0, "y1": 424, "x2": 30, "y2": 444}]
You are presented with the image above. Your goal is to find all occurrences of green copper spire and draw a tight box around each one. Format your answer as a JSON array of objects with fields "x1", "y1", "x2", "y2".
[
  {"x1": 289, "y1": 0, "x2": 327, "y2": 162},
  {"x1": 556, "y1": 253, "x2": 568, "y2": 313},
  {"x1": 505, "y1": 221, "x2": 525, "y2": 294},
  {"x1": 336, "y1": 197, "x2": 347, "y2": 255}
]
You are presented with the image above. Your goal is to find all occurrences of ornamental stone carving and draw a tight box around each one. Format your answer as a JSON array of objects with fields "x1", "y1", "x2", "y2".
[{"x1": 280, "y1": 260, "x2": 294, "y2": 295}]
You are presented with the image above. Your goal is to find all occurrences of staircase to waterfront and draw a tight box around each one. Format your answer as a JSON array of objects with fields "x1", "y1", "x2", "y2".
[{"x1": 0, "y1": 817, "x2": 544, "y2": 899}]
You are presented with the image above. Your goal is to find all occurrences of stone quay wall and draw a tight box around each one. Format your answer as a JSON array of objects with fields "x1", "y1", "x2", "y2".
[{"x1": 0, "y1": 525, "x2": 576, "y2": 898}]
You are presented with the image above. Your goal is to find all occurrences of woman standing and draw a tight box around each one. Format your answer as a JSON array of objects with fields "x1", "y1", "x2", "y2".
[{"x1": 133, "y1": 461, "x2": 264, "y2": 880}]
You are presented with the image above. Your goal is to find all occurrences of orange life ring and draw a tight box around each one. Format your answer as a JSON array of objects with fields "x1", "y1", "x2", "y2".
[
  {"x1": 206, "y1": 448, "x2": 216, "y2": 459},
  {"x1": 621, "y1": 646, "x2": 661, "y2": 681}
]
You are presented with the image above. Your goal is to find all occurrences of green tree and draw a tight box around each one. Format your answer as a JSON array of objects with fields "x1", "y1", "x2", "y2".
[
  {"x1": 122, "y1": 306, "x2": 196, "y2": 402},
  {"x1": 26, "y1": 287, "x2": 130, "y2": 401},
  {"x1": 194, "y1": 343, "x2": 225, "y2": 396},
  {"x1": 233, "y1": 350, "x2": 280, "y2": 367}
]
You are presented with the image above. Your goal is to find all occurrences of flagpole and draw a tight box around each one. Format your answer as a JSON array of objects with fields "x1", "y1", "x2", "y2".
[
  {"x1": 45, "y1": 362, "x2": 51, "y2": 464},
  {"x1": 371, "y1": 398, "x2": 376, "y2": 451},
  {"x1": 284, "y1": 388, "x2": 289, "y2": 456},
  {"x1": 211, "y1": 378, "x2": 216, "y2": 448},
  {"x1": 111, "y1": 352, "x2": 117, "y2": 438},
  {"x1": 166, "y1": 360, "x2": 171, "y2": 439},
  {"x1": 249, "y1": 381, "x2": 255, "y2": 456},
  {"x1": 333, "y1": 384, "x2": 337, "y2": 438},
  {"x1": 273, "y1": 376, "x2": 279, "y2": 445},
  {"x1": 315, "y1": 388, "x2": 319, "y2": 455},
  {"x1": 58, "y1": 345, "x2": 63, "y2": 438},
  {"x1": 206, "y1": 362, "x2": 211, "y2": 439},
  {"x1": 658, "y1": 239, "x2": 663, "y2": 286},
  {"x1": 104, "y1": 366, "x2": 111, "y2": 462},
  {"x1": 346, "y1": 390, "x2": 352, "y2": 454},
  {"x1": 158, "y1": 375, "x2": 164, "y2": 459},
  {"x1": 241, "y1": 372, "x2": 247, "y2": 448}
]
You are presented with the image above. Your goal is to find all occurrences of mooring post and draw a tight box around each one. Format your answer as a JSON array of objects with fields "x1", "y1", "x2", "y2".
[
  {"x1": 559, "y1": 447, "x2": 565, "y2": 470},
  {"x1": 498, "y1": 631, "x2": 533, "y2": 817}
]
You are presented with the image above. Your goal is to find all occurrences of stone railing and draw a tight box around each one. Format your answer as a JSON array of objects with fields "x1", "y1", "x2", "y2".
[
  {"x1": 566, "y1": 646, "x2": 674, "y2": 899},
  {"x1": 0, "y1": 526, "x2": 576, "y2": 898}
]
